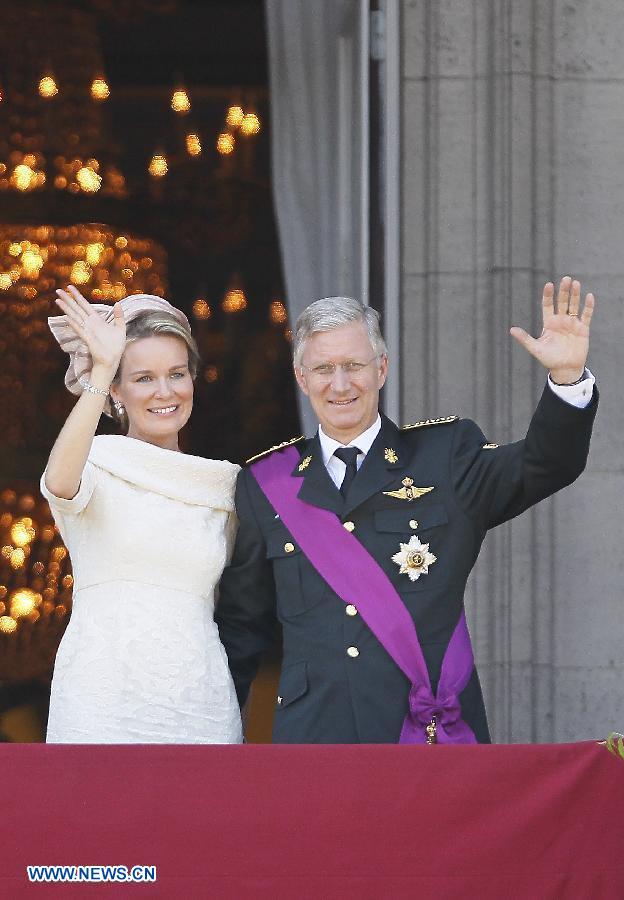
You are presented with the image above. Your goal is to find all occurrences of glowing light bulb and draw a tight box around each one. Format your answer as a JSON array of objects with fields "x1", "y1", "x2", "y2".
[
  {"x1": 269, "y1": 300, "x2": 287, "y2": 324},
  {"x1": 222, "y1": 289, "x2": 247, "y2": 313},
  {"x1": 240, "y1": 113, "x2": 261, "y2": 136},
  {"x1": 148, "y1": 154, "x2": 168, "y2": 177},
  {"x1": 70, "y1": 260, "x2": 92, "y2": 285},
  {"x1": 76, "y1": 166, "x2": 102, "y2": 192},
  {"x1": 21, "y1": 248, "x2": 44, "y2": 276},
  {"x1": 86, "y1": 242, "x2": 104, "y2": 265},
  {"x1": 0, "y1": 616, "x2": 17, "y2": 634},
  {"x1": 186, "y1": 133, "x2": 202, "y2": 156},
  {"x1": 10, "y1": 588, "x2": 39, "y2": 618},
  {"x1": 226, "y1": 105, "x2": 244, "y2": 128},
  {"x1": 171, "y1": 89, "x2": 191, "y2": 114},
  {"x1": 193, "y1": 298, "x2": 211, "y2": 320},
  {"x1": 216, "y1": 133, "x2": 235, "y2": 156},
  {"x1": 39, "y1": 75, "x2": 58, "y2": 98},
  {"x1": 9, "y1": 548, "x2": 25, "y2": 569},
  {"x1": 12, "y1": 164, "x2": 36, "y2": 191},
  {"x1": 90, "y1": 77, "x2": 110, "y2": 101},
  {"x1": 10, "y1": 520, "x2": 36, "y2": 547}
]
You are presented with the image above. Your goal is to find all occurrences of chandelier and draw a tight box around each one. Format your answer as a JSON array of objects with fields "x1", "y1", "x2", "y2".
[
  {"x1": 0, "y1": 3, "x2": 277, "y2": 695},
  {"x1": 0, "y1": 486, "x2": 72, "y2": 683},
  {"x1": 0, "y1": 5, "x2": 126, "y2": 201}
]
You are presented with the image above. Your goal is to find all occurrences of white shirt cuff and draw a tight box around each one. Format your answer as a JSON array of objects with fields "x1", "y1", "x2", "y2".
[{"x1": 547, "y1": 368, "x2": 595, "y2": 409}]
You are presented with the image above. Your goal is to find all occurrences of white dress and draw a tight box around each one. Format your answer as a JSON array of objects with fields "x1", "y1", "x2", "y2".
[{"x1": 40, "y1": 435, "x2": 243, "y2": 744}]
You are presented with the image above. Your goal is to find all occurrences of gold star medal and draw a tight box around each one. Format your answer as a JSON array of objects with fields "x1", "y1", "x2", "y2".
[{"x1": 391, "y1": 535, "x2": 437, "y2": 582}]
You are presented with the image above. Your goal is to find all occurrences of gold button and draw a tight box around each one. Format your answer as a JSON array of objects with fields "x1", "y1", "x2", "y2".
[
  {"x1": 347, "y1": 646, "x2": 359, "y2": 658},
  {"x1": 409, "y1": 519, "x2": 418, "y2": 530},
  {"x1": 277, "y1": 696, "x2": 283, "y2": 705},
  {"x1": 284, "y1": 542, "x2": 295, "y2": 553},
  {"x1": 345, "y1": 604, "x2": 358, "y2": 617},
  {"x1": 343, "y1": 521, "x2": 355, "y2": 532}
]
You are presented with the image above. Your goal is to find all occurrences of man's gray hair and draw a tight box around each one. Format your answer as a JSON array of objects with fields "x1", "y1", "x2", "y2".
[{"x1": 293, "y1": 296, "x2": 388, "y2": 368}]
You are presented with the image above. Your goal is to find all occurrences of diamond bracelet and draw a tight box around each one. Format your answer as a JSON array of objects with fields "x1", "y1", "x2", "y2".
[{"x1": 78, "y1": 376, "x2": 109, "y2": 397}]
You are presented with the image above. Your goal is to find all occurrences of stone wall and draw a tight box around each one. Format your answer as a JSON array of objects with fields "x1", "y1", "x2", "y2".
[{"x1": 400, "y1": 0, "x2": 623, "y2": 741}]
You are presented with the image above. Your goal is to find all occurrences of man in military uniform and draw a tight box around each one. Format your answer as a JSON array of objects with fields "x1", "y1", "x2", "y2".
[{"x1": 216, "y1": 278, "x2": 597, "y2": 743}]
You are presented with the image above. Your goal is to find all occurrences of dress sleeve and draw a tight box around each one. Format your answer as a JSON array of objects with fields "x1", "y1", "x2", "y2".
[{"x1": 40, "y1": 461, "x2": 98, "y2": 516}]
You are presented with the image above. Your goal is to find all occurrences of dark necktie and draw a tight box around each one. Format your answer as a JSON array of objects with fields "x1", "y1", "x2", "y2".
[{"x1": 333, "y1": 446, "x2": 361, "y2": 498}]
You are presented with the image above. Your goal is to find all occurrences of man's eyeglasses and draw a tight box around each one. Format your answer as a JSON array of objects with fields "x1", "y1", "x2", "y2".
[{"x1": 300, "y1": 355, "x2": 381, "y2": 382}]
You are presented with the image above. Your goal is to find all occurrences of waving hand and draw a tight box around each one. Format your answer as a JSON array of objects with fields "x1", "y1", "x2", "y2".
[
  {"x1": 55, "y1": 284, "x2": 126, "y2": 374},
  {"x1": 510, "y1": 276, "x2": 595, "y2": 384}
]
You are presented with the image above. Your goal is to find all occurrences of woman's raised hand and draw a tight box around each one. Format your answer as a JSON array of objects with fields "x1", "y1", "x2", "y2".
[
  {"x1": 55, "y1": 285, "x2": 126, "y2": 375},
  {"x1": 45, "y1": 286, "x2": 127, "y2": 500}
]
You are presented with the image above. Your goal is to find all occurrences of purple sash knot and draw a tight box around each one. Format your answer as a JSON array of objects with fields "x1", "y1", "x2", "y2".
[{"x1": 402, "y1": 684, "x2": 473, "y2": 744}]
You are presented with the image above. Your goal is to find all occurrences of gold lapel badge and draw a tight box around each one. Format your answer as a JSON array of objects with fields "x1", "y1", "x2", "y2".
[
  {"x1": 482, "y1": 443, "x2": 499, "y2": 450},
  {"x1": 384, "y1": 447, "x2": 398, "y2": 464},
  {"x1": 298, "y1": 455, "x2": 312, "y2": 472},
  {"x1": 391, "y1": 534, "x2": 437, "y2": 582},
  {"x1": 383, "y1": 477, "x2": 434, "y2": 502}
]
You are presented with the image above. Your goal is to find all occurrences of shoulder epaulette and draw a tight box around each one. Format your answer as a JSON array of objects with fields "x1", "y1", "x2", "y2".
[
  {"x1": 401, "y1": 415, "x2": 458, "y2": 430},
  {"x1": 245, "y1": 435, "x2": 305, "y2": 465}
]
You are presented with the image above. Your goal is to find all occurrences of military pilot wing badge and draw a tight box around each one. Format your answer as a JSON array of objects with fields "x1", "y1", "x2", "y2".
[{"x1": 383, "y1": 477, "x2": 434, "y2": 502}]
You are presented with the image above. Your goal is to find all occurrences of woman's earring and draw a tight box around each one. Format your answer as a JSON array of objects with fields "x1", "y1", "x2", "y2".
[{"x1": 113, "y1": 400, "x2": 125, "y2": 415}]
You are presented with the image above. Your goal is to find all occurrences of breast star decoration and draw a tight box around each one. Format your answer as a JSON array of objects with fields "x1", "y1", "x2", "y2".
[{"x1": 391, "y1": 535, "x2": 437, "y2": 582}]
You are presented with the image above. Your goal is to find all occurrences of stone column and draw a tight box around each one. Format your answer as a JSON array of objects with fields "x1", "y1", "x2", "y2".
[{"x1": 400, "y1": 0, "x2": 623, "y2": 741}]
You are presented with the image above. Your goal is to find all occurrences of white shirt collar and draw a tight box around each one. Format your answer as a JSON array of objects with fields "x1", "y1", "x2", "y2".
[{"x1": 318, "y1": 414, "x2": 382, "y2": 467}]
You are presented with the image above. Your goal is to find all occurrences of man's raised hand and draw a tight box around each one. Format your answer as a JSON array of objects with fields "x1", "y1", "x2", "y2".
[{"x1": 510, "y1": 276, "x2": 595, "y2": 384}]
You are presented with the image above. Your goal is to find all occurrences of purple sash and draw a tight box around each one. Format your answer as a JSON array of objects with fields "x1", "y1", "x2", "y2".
[{"x1": 251, "y1": 445, "x2": 477, "y2": 744}]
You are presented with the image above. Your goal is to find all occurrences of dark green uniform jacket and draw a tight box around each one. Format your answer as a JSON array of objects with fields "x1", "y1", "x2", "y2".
[{"x1": 216, "y1": 385, "x2": 597, "y2": 743}]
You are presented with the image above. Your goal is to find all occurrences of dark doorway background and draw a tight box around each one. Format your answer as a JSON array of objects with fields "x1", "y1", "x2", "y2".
[
  {"x1": 0, "y1": 0, "x2": 296, "y2": 740},
  {"x1": 96, "y1": 0, "x2": 300, "y2": 463}
]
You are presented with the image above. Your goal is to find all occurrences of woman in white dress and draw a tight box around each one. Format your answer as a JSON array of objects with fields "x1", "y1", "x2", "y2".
[{"x1": 41, "y1": 285, "x2": 243, "y2": 744}]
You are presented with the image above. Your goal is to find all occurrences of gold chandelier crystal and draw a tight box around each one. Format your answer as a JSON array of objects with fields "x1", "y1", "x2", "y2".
[{"x1": 0, "y1": 223, "x2": 168, "y2": 448}]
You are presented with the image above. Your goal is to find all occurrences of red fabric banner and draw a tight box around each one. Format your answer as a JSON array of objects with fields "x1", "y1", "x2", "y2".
[{"x1": 2, "y1": 742, "x2": 623, "y2": 898}]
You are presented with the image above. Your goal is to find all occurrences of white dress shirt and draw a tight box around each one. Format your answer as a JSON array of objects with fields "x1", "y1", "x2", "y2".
[
  {"x1": 318, "y1": 371, "x2": 594, "y2": 489},
  {"x1": 319, "y1": 415, "x2": 382, "y2": 489}
]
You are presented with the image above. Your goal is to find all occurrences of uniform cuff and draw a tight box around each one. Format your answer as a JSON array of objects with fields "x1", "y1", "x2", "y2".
[{"x1": 547, "y1": 368, "x2": 595, "y2": 409}]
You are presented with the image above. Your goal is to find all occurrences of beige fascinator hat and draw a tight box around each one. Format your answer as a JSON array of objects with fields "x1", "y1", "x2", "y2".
[{"x1": 48, "y1": 293, "x2": 191, "y2": 417}]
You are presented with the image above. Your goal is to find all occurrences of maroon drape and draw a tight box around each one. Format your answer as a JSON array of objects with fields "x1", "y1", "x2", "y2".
[{"x1": 3, "y1": 742, "x2": 624, "y2": 898}]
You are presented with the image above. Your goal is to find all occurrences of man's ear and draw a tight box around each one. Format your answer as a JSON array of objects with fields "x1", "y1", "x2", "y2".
[
  {"x1": 378, "y1": 354, "x2": 388, "y2": 389},
  {"x1": 294, "y1": 366, "x2": 310, "y2": 397}
]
